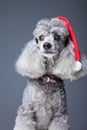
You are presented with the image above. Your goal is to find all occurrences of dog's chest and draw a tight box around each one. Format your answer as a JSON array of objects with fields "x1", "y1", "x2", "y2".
[
  {"x1": 44, "y1": 57, "x2": 55, "y2": 73},
  {"x1": 34, "y1": 90, "x2": 60, "y2": 129}
]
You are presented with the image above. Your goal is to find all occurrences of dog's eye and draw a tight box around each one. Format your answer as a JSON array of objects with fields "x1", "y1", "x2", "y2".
[
  {"x1": 54, "y1": 34, "x2": 60, "y2": 41},
  {"x1": 39, "y1": 35, "x2": 44, "y2": 41}
]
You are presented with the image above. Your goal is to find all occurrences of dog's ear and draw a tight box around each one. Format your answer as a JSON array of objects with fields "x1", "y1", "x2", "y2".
[
  {"x1": 53, "y1": 39, "x2": 87, "y2": 81},
  {"x1": 15, "y1": 40, "x2": 46, "y2": 78}
]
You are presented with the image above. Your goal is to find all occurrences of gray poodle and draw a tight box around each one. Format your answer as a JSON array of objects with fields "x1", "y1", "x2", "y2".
[{"x1": 13, "y1": 17, "x2": 87, "y2": 130}]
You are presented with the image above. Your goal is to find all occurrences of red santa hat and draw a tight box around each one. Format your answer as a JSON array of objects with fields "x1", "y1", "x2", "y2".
[{"x1": 57, "y1": 16, "x2": 82, "y2": 72}]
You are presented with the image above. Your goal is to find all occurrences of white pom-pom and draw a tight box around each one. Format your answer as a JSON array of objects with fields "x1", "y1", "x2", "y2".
[{"x1": 75, "y1": 61, "x2": 82, "y2": 72}]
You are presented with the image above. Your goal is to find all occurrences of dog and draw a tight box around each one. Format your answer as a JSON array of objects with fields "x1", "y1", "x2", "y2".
[{"x1": 13, "y1": 16, "x2": 87, "y2": 130}]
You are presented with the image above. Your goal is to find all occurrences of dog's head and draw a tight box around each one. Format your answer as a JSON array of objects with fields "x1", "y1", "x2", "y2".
[
  {"x1": 15, "y1": 17, "x2": 87, "y2": 80},
  {"x1": 33, "y1": 18, "x2": 69, "y2": 58}
]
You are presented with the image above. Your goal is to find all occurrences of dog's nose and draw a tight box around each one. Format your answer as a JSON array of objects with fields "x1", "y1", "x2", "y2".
[{"x1": 43, "y1": 42, "x2": 52, "y2": 50}]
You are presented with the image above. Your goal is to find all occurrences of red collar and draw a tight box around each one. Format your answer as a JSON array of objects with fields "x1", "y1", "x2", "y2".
[{"x1": 40, "y1": 75, "x2": 59, "y2": 83}]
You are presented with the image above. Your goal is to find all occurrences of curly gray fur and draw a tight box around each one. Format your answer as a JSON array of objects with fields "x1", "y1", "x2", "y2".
[
  {"x1": 14, "y1": 79, "x2": 70, "y2": 130},
  {"x1": 14, "y1": 18, "x2": 87, "y2": 130}
]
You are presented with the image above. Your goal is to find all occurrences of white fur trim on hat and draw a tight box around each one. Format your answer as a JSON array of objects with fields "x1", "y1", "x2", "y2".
[{"x1": 75, "y1": 61, "x2": 82, "y2": 72}]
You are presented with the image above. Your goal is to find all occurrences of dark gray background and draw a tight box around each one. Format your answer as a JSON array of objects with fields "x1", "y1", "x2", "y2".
[{"x1": 0, "y1": 0, "x2": 87, "y2": 130}]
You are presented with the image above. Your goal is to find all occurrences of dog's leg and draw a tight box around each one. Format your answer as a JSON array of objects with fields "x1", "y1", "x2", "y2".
[
  {"x1": 48, "y1": 87, "x2": 70, "y2": 130},
  {"x1": 13, "y1": 105, "x2": 36, "y2": 130},
  {"x1": 48, "y1": 114, "x2": 70, "y2": 130}
]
